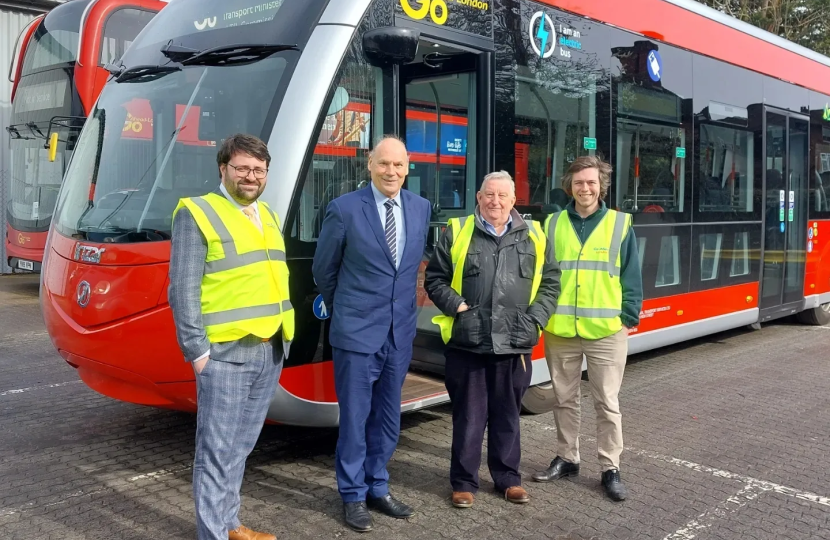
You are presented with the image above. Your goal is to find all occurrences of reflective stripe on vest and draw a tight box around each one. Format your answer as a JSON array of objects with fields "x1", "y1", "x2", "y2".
[
  {"x1": 543, "y1": 209, "x2": 630, "y2": 339},
  {"x1": 431, "y1": 215, "x2": 547, "y2": 344},
  {"x1": 173, "y1": 192, "x2": 295, "y2": 343}
]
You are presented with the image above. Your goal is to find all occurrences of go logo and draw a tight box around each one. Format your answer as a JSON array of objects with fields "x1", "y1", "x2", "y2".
[
  {"x1": 400, "y1": 0, "x2": 448, "y2": 25},
  {"x1": 123, "y1": 120, "x2": 143, "y2": 133}
]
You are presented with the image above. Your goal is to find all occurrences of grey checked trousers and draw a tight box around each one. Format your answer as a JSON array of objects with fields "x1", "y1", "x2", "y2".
[{"x1": 193, "y1": 336, "x2": 283, "y2": 540}]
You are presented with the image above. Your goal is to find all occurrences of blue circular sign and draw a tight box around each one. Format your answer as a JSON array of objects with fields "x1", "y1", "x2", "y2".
[
  {"x1": 647, "y1": 50, "x2": 662, "y2": 82},
  {"x1": 312, "y1": 294, "x2": 330, "y2": 320}
]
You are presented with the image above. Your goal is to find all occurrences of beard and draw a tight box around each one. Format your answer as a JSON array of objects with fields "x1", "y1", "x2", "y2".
[{"x1": 224, "y1": 177, "x2": 263, "y2": 203}]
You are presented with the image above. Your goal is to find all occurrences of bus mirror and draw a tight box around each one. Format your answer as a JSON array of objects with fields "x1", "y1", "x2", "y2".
[
  {"x1": 48, "y1": 132, "x2": 59, "y2": 162},
  {"x1": 327, "y1": 86, "x2": 350, "y2": 116},
  {"x1": 362, "y1": 27, "x2": 420, "y2": 67}
]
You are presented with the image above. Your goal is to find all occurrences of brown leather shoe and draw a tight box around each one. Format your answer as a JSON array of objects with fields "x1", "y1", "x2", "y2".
[
  {"x1": 504, "y1": 486, "x2": 530, "y2": 504},
  {"x1": 451, "y1": 491, "x2": 474, "y2": 508},
  {"x1": 228, "y1": 524, "x2": 276, "y2": 540}
]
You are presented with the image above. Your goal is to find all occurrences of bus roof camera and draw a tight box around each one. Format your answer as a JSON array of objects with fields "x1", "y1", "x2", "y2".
[{"x1": 362, "y1": 27, "x2": 420, "y2": 67}]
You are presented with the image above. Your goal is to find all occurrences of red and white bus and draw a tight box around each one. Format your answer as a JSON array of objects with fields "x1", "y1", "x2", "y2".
[
  {"x1": 40, "y1": 0, "x2": 830, "y2": 426},
  {"x1": 5, "y1": 0, "x2": 165, "y2": 273}
]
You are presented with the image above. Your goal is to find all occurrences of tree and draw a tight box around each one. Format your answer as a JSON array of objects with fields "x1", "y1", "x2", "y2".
[{"x1": 697, "y1": 0, "x2": 830, "y2": 56}]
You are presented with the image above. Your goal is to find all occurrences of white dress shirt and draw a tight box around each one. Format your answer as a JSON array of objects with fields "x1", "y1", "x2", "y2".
[{"x1": 370, "y1": 183, "x2": 406, "y2": 268}]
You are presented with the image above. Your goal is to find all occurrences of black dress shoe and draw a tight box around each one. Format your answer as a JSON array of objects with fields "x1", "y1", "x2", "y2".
[
  {"x1": 531, "y1": 456, "x2": 580, "y2": 482},
  {"x1": 367, "y1": 493, "x2": 414, "y2": 518},
  {"x1": 601, "y1": 469, "x2": 627, "y2": 501},
  {"x1": 343, "y1": 502, "x2": 373, "y2": 532}
]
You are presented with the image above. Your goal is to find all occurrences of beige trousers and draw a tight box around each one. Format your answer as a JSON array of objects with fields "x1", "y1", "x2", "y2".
[{"x1": 544, "y1": 330, "x2": 628, "y2": 471}]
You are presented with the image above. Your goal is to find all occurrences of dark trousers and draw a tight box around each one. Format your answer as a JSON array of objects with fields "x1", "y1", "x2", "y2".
[
  {"x1": 333, "y1": 332, "x2": 412, "y2": 503},
  {"x1": 444, "y1": 348, "x2": 532, "y2": 494}
]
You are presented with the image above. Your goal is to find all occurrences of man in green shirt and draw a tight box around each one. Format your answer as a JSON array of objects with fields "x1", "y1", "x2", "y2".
[{"x1": 531, "y1": 156, "x2": 643, "y2": 502}]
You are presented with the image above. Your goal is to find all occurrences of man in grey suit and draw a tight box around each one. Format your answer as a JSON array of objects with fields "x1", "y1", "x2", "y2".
[{"x1": 169, "y1": 133, "x2": 293, "y2": 540}]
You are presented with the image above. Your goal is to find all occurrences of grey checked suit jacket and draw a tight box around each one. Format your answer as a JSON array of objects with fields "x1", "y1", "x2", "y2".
[{"x1": 169, "y1": 206, "x2": 214, "y2": 363}]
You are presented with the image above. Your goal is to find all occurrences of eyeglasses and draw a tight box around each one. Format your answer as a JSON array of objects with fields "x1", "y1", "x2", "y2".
[{"x1": 227, "y1": 162, "x2": 268, "y2": 179}]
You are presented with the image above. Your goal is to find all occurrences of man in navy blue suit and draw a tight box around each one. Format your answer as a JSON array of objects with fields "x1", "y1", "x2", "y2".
[{"x1": 312, "y1": 135, "x2": 431, "y2": 533}]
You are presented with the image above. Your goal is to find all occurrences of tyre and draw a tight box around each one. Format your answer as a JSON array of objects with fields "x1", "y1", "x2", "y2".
[
  {"x1": 796, "y1": 303, "x2": 830, "y2": 326},
  {"x1": 521, "y1": 383, "x2": 556, "y2": 414}
]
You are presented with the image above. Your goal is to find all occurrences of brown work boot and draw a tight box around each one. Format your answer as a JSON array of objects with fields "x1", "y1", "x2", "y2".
[
  {"x1": 228, "y1": 524, "x2": 276, "y2": 540},
  {"x1": 451, "y1": 491, "x2": 474, "y2": 508},
  {"x1": 504, "y1": 486, "x2": 530, "y2": 504}
]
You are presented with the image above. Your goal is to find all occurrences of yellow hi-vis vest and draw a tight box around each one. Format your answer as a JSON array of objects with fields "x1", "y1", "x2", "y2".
[
  {"x1": 543, "y1": 209, "x2": 631, "y2": 339},
  {"x1": 431, "y1": 215, "x2": 547, "y2": 344},
  {"x1": 173, "y1": 192, "x2": 295, "y2": 343}
]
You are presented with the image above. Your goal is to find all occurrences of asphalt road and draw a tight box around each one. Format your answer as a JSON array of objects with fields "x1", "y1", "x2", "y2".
[{"x1": 1, "y1": 273, "x2": 828, "y2": 539}]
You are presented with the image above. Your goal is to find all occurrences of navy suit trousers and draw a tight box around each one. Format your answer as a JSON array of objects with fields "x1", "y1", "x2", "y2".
[
  {"x1": 444, "y1": 348, "x2": 532, "y2": 493},
  {"x1": 333, "y1": 332, "x2": 412, "y2": 502}
]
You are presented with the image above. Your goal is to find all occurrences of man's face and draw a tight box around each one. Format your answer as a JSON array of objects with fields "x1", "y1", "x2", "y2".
[
  {"x1": 368, "y1": 139, "x2": 409, "y2": 198},
  {"x1": 220, "y1": 152, "x2": 268, "y2": 204},
  {"x1": 571, "y1": 168, "x2": 601, "y2": 210},
  {"x1": 477, "y1": 178, "x2": 516, "y2": 225}
]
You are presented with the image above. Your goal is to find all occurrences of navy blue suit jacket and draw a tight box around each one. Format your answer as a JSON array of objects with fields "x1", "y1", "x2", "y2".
[{"x1": 312, "y1": 186, "x2": 431, "y2": 354}]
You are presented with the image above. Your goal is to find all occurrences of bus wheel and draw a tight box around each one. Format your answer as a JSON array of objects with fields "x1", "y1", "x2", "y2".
[
  {"x1": 521, "y1": 383, "x2": 556, "y2": 414},
  {"x1": 796, "y1": 303, "x2": 830, "y2": 326}
]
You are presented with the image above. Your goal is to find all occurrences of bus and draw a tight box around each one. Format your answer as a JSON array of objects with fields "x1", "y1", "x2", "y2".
[
  {"x1": 5, "y1": 0, "x2": 166, "y2": 274},
  {"x1": 40, "y1": 0, "x2": 830, "y2": 426}
]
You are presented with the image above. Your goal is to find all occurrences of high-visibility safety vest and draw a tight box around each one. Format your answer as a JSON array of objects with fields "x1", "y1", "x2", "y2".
[
  {"x1": 431, "y1": 215, "x2": 547, "y2": 344},
  {"x1": 173, "y1": 192, "x2": 295, "y2": 343},
  {"x1": 543, "y1": 209, "x2": 631, "y2": 339}
]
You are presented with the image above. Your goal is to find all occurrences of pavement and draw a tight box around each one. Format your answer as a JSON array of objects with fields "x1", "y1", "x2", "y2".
[{"x1": 0, "y1": 273, "x2": 828, "y2": 539}]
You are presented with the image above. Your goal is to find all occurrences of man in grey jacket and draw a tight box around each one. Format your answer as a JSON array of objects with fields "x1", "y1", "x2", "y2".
[
  {"x1": 424, "y1": 170, "x2": 561, "y2": 508},
  {"x1": 169, "y1": 134, "x2": 289, "y2": 540}
]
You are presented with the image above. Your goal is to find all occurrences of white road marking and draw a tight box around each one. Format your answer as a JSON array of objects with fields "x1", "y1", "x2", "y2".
[
  {"x1": 662, "y1": 483, "x2": 763, "y2": 540},
  {"x1": 254, "y1": 481, "x2": 316, "y2": 498},
  {"x1": 128, "y1": 464, "x2": 192, "y2": 482},
  {"x1": 0, "y1": 380, "x2": 81, "y2": 397},
  {"x1": 635, "y1": 446, "x2": 830, "y2": 508},
  {"x1": 528, "y1": 421, "x2": 830, "y2": 537}
]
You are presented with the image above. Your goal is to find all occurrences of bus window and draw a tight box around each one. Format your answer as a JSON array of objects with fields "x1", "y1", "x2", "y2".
[
  {"x1": 99, "y1": 9, "x2": 158, "y2": 66},
  {"x1": 615, "y1": 85, "x2": 686, "y2": 214},
  {"x1": 405, "y1": 74, "x2": 470, "y2": 214},
  {"x1": 512, "y1": 6, "x2": 611, "y2": 215},
  {"x1": 730, "y1": 231, "x2": 750, "y2": 277},
  {"x1": 699, "y1": 232, "x2": 723, "y2": 281},
  {"x1": 21, "y1": 4, "x2": 83, "y2": 72},
  {"x1": 697, "y1": 123, "x2": 754, "y2": 214},
  {"x1": 637, "y1": 236, "x2": 646, "y2": 271},
  {"x1": 611, "y1": 38, "x2": 692, "y2": 218},
  {"x1": 656, "y1": 234, "x2": 680, "y2": 287},
  {"x1": 290, "y1": 44, "x2": 377, "y2": 244}
]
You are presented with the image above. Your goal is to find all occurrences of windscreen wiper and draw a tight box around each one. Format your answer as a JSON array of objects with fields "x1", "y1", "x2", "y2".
[
  {"x1": 5, "y1": 124, "x2": 34, "y2": 140},
  {"x1": 169, "y1": 43, "x2": 299, "y2": 67},
  {"x1": 113, "y1": 64, "x2": 181, "y2": 83}
]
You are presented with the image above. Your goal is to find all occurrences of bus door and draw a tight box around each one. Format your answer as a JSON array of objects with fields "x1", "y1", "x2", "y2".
[
  {"x1": 386, "y1": 33, "x2": 492, "y2": 372},
  {"x1": 759, "y1": 108, "x2": 810, "y2": 321}
]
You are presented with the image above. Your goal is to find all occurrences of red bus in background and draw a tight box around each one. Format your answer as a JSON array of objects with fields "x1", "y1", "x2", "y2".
[
  {"x1": 6, "y1": 0, "x2": 165, "y2": 273},
  {"x1": 40, "y1": 0, "x2": 830, "y2": 427}
]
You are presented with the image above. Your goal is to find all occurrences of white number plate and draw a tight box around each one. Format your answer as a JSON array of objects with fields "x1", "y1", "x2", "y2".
[{"x1": 18, "y1": 260, "x2": 34, "y2": 271}]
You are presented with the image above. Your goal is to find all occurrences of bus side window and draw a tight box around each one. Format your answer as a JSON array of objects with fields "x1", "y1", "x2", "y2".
[{"x1": 98, "y1": 9, "x2": 157, "y2": 66}]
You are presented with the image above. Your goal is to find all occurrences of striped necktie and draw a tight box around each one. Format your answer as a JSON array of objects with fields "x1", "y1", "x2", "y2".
[{"x1": 384, "y1": 199, "x2": 397, "y2": 266}]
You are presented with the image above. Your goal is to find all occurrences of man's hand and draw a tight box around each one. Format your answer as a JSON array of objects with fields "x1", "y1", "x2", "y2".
[
  {"x1": 457, "y1": 302, "x2": 469, "y2": 313},
  {"x1": 193, "y1": 356, "x2": 209, "y2": 374},
  {"x1": 623, "y1": 326, "x2": 631, "y2": 335}
]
